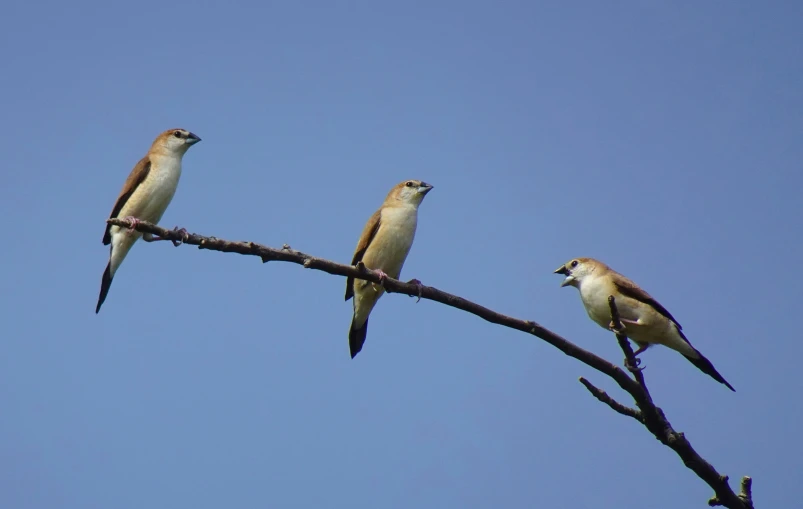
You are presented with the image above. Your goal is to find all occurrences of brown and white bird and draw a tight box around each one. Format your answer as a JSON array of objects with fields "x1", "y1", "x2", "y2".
[
  {"x1": 554, "y1": 257, "x2": 735, "y2": 391},
  {"x1": 95, "y1": 128, "x2": 201, "y2": 313},
  {"x1": 345, "y1": 179, "x2": 434, "y2": 358}
]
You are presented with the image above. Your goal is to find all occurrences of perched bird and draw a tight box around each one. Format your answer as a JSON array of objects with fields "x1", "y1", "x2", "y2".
[
  {"x1": 554, "y1": 257, "x2": 734, "y2": 391},
  {"x1": 345, "y1": 179, "x2": 434, "y2": 358},
  {"x1": 95, "y1": 128, "x2": 201, "y2": 313}
]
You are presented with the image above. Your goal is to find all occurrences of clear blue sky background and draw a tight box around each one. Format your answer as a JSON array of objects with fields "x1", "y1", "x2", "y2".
[{"x1": 1, "y1": 1, "x2": 800, "y2": 507}]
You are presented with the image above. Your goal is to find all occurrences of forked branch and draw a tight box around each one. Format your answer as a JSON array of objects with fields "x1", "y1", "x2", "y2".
[{"x1": 106, "y1": 218, "x2": 754, "y2": 509}]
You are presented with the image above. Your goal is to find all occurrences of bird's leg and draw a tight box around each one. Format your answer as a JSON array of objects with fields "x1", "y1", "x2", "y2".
[
  {"x1": 406, "y1": 279, "x2": 424, "y2": 302},
  {"x1": 146, "y1": 226, "x2": 189, "y2": 246},
  {"x1": 625, "y1": 343, "x2": 649, "y2": 371},
  {"x1": 609, "y1": 318, "x2": 639, "y2": 335},
  {"x1": 170, "y1": 227, "x2": 190, "y2": 247},
  {"x1": 623, "y1": 339, "x2": 648, "y2": 372},
  {"x1": 122, "y1": 216, "x2": 141, "y2": 230},
  {"x1": 607, "y1": 318, "x2": 645, "y2": 372},
  {"x1": 372, "y1": 269, "x2": 389, "y2": 291},
  {"x1": 608, "y1": 320, "x2": 626, "y2": 335},
  {"x1": 624, "y1": 358, "x2": 645, "y2": 373}
]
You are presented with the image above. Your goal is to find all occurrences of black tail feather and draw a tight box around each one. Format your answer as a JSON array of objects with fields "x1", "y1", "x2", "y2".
[
  {"x1": 96, "y1": 262, "x2": 113, "y2": 314},
  {"x1": 684, "y1": 351, "x2": 735, "y2": 391},
  {"x1": 349, "y1": 317, "x2": 368, "y2": 358}
]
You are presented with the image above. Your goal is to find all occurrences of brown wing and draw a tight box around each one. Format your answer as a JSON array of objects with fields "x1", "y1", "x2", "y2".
[
  {"x1": 102, "y1": 157, "x2": 151, "y2": 245},
  {"x1": 345, "y1": 209, "x2": 381, "y2": 301},
  {"x1": 613, "y1": 275, "x2": 683, "y2": 330}
]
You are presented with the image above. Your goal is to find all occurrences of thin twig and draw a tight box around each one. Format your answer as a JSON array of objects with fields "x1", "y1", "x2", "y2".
[
  {"x1": 578, "y1": 377, "x2": 643, "y2": 422},
  {"x1": 106, "y1": 218, "x2": 753, "y2": 509}
]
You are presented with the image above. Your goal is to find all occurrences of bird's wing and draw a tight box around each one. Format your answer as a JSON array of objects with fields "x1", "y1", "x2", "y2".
[
  {"x1": 345, "y1": 209, "x2": 381, "y2": 301},
  {"x1": 102, "y1": 156, "x2": 151, "y2": 245},
  {"x1": 612, "y1": 273, "x2": 684, "y2": 331}
]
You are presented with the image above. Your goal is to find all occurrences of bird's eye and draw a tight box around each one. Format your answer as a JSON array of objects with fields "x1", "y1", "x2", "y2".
[
  {"x1": 571, "y1": 260, "x2": 579, "y2": 268},
  {"x1": 173, "y1": 131, "x2": 183, "y2": 138},
  {"x1": 405, "y1": 181, "x2": 414, "y2": 187}
]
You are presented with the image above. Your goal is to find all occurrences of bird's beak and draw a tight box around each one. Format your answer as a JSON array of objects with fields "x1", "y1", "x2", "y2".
[
  {"x1": 554, "y1": 266, "x2": 574, "y2": 287},
  {"x1": 186, "y1": 132, "x2": 202, "y2": 145},
  {"x1": 417, "y1": 182, "x2": 434, "y2": 195}
]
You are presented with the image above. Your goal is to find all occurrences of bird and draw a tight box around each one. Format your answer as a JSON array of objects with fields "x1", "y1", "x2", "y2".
[
  {"x1": 95, "y1": 128, "x2": 201, "y2": 314},
  {"x1": 554, "y1": 257, "x2": 735, "y2": 391},
  {"x1": 345, "y1": 179, "x2": 434, "y2": 358}
]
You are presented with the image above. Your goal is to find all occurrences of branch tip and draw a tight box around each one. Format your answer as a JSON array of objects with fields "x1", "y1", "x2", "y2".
[
  {"x1": 739, "y1": 476, "x2": 753, "y2": 507},
  {"x1": 578, "y1": 377, "x2": 643, "y2": 422}
]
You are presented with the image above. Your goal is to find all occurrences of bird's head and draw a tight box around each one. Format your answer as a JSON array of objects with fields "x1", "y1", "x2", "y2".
[
  {"x1": 153, "y1": 128, "x2": 202, "y2": 155},
  {"x1": 387, "y1": 179, "x2": 434, "y2": 207},
  {"x1": 553, "y1": 257, "x2": 601, "y2": 288}
]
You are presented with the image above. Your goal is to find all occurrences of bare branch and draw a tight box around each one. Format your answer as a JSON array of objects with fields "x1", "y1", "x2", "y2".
[
  {"x1": 578, "y1": 377, "x2": 642, "y2": 422},
  {"x1": 107, "y1": 218, "x2": 753, "y2": 508},
  {"x1": 710, "y1": 477, "x2": 754, "y2": 509}
]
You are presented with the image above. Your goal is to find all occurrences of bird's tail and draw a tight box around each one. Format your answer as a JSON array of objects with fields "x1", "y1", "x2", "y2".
[
  {"x1": 349, "y1": 317, "x2": 369, "y2": 358},
  {"x1": 683, "y1": 350, "x2": 735, "y2": 391},
  {"x1": 96, "y1": 262, "x2": 113, "y2": 314}
]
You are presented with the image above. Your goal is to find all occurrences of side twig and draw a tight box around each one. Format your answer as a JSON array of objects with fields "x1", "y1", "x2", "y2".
[
  {"x1": 106, "y1": 218, "x2": 753, "y2": 509},
  {"x1": 578, "y1": 377, "x2": 643, "y2": 422}
]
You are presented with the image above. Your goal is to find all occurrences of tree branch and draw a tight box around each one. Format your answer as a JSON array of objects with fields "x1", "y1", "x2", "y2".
[
  {"x1": 107, "y1": 218, "x2": 754, "y2": 508},
  {"x1": 578, "y1": 377, "x2": 643, "y2": 422}
]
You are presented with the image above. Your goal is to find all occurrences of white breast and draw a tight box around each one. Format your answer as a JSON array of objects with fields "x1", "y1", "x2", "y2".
[
  {"x1": 363, "y1": 205, "x2": 418, "y2": 278},
  {"x1": 128, "y1": 156, "x2": 183, "y2": 223},
  {"x1": 578, "y1": 275, "x2": 615, "y2": 327}
]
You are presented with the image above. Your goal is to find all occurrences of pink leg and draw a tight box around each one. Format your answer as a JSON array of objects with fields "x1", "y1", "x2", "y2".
[
  {"x1": 633, "y1": 344, "x2": 649, "y2": 356},
  {"x1": 122, "y1": 216, "x2": 141, "y2": 229},
  {"x1": 374, "y1": 269, "x2": 388, "y2": 285}
]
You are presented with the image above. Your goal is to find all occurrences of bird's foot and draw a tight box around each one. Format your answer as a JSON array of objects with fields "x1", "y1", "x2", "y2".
[
  {"x1": 375, "y1": 269, "x2": 388, "y2": 284},
  {"x1": 122, "y1": 216, "x2": 141, "y2": 230},
  {"x1": 147, "y1": 226, "x2": 189, "y2": 245},
  {"x1": 608, "y1": 320, "x2": 626, "y2": 335},
  {"x1": 372, "y1": 269, "x2": 388, "y2": 291},
  {"x1": 170, "y1": 227, "x2": 190, "y2": 247},
  {"x1": 624, "y1": 357, "x2": 644, "y2": 373},
  {"x1": 407, "y1": 278, "x2": 424, "y2": 302}
]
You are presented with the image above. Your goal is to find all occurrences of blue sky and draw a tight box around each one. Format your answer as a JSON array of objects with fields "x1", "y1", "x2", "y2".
[{"x1": 1, "y1": 1, "x2": 800, "y2": 507}]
